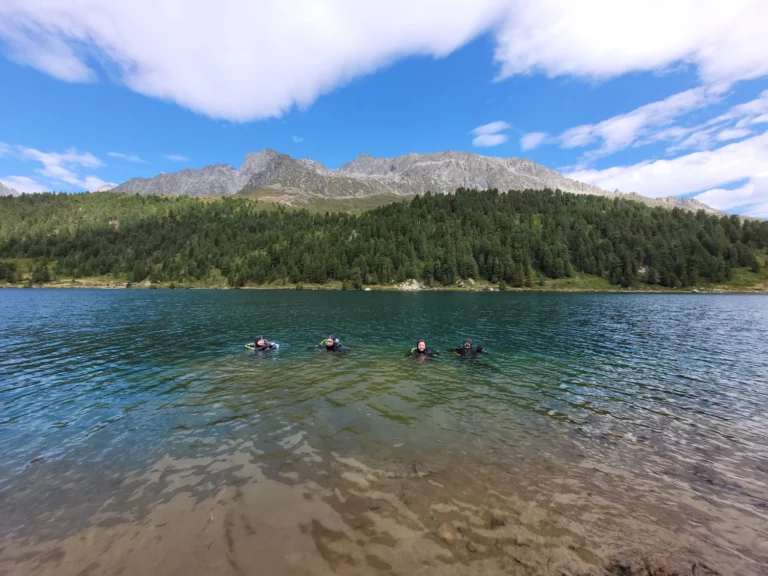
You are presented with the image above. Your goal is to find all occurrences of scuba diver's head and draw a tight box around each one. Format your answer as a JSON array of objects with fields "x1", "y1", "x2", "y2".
[
  {"x1": 416, "y1": 339, "x2": 427, "y2": 352},
  {"x1": 463, "y1": 339, "x2": 472, "y2": 350},
  {"x1": 256, "y1": 336, "x2": 266, "y2": 347},
  {"x1": 326, "y1": 335, "x2": 339, "y2": 349}
]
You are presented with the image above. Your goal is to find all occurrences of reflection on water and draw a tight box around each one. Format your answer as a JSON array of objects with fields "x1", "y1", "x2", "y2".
[{"x1": 1, "y1": 290, "x2": 767, "y2": 575}]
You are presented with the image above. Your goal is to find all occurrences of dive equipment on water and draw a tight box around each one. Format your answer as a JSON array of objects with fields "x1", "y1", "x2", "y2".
[
  {"x1": 245, "y1": 342, "x2": 279, "y2": 351},
  {"x1": 246, "y1": 335, "x2": 279, "y2": 352}
]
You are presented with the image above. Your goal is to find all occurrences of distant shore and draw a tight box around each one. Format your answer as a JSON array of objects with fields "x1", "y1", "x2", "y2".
[{"x1": 3, "y1": 275, "x2": 767, "y2": 294}]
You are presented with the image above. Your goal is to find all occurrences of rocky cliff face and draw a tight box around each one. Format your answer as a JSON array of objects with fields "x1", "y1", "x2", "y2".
[
  {"x1": 111, "y1": 149, "x2": 723, "y2": 215},
  {"x1": 236, "y1": 150, "x2": 391, "y2": 197},
  {"x1": 115, "y1": 164, "x2": 240, "y2": 197},
  {"x1": 0, "y1": 181, "x2": 19, "y2": 196},
  {"x1": 336, "y1": 151, "x2": 611, "y2": 197}
]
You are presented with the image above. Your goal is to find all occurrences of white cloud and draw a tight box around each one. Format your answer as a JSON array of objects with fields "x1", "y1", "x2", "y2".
[
  {"x1": 694, "y1": 173, "x2": 768, "y2": 214},
  {"x1": 520, "y1": 132, "x2": 548, "y2": 150},
  {"x1": 0, "y1": 142, "x2": 10, "y2": 157},
  {"x1": 81, "y1": 176, "x2": 116, "y2": 191},
  {"x1": 108, "y1": 151, "x2": 145, "y2": 162},
  {"x1": 523, "y1": 88, "x2": 768, "y2": 163},
  {"x1": 494, "y1": 1, "x2": 768, "y2": 85},
  {"x1": 2, "y1": 1, "x2": 765, "y2": 122},
  {"x1": 9, "y1": 145, "x2": 114, "y2": 191},
  {"x1": 753, "y1": 114, "x2": 768, "y2": 125},
  {"x1": 530, "y1": 86, "x2": 722, "y2": 159},
  {"x1": 292, "y1": 136, "x2": 304, "y2": 143},
  {"x1": 473, "y1": 134, "x2": 508, "y2": 147},
  {"x1": 0, "y1": 0, "x2": 507, "y2": 122},
  {"x1": 164, "y1": 154, "x2": 188, "y2": 162},
  {"x1": 642, "y1": 126, "x2": 690, "y2": 144},
  {"x1": 664, "y1": 92, "x2": 768, "y2": 152},
  {"x1": 559, "y1": 125, "x2": 594, "y2": 149},
  {"x1": 471, "y1": 120, "x2": 510, "y2": 147},
  {"x1": 665, "y1": 129, "x2": 717, "y2": 154},
  {"x1": 749, "y1": 203, "x2": 768, "y2": 219},
  {"x1": 566, "y1": 131, "x2": 768, "y2": 216},
  {"x1": 472, "y1": 121, "x2": 510, "y2": 136},
  {"x1": 716, "y1": 90, "x2": 768, "y2": 121},
  {"x1": 19, "y1": 146, "x2": 101, "y2": 187},
  {"x1": 0, "y1": 175, "x2": 47, "y2": 192},
  {"x1": 716, "y1": 128, "x2": 752, "y2": 142},
  {"x1": 0, "y1": 23, "x2": 94, "y2": 82}
]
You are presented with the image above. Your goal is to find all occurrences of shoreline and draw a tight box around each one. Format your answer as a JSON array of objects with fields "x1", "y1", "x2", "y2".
[{"x1": 3, "y1": 279, "x2": 767, "y2": 294}]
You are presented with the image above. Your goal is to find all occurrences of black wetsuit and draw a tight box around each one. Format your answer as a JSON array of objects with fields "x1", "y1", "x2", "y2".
[
  {"x1": 410, "y1": 347, "x2": 438, "y2": 358},
  {"x1": 453, "y1": 346, "x2": 485, "y2": 358},
  {"x1": 313, "y1": 341, "x2": 350, "y2": 353},
  {"x1": 253, "y1": 343, "x2": 277, "y2": 352}
]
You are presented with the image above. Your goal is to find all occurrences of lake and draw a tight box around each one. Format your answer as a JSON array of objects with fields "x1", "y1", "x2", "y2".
[{"x1": 1, "y1": 289, "x2": 767, "y2": 575}]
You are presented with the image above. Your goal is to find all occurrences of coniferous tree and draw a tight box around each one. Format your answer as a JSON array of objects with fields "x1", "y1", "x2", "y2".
[{"x1": 0, "y1": 190, "x2": 765, "y2": 289}]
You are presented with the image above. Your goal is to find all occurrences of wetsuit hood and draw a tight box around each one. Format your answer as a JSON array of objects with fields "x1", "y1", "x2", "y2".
[{"x1": 412, "y1": 338, "x2": 438, "y2": 356}]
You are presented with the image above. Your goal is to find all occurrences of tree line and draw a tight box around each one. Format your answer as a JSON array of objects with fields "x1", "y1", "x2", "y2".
[{"x1": 1, "y1": 189, "x2": 766, "y2": 288}]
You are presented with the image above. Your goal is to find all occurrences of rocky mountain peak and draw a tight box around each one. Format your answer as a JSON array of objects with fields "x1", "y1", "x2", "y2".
[
  {"x1": 0, "y1": 181, "x2": 20, "y2": 196},
  {"x1": 239, "y1": 148, "x2": 280, "y2": 174}
]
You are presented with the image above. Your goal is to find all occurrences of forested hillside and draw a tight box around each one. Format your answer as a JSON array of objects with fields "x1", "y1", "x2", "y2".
[{"x1": 1, "y1": 190, "x2": 766, "y2": 289}]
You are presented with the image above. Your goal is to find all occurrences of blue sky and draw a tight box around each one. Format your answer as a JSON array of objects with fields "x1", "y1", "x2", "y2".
[{"x1": 1, "y1": 1, "x2": 767, "y2": 216}]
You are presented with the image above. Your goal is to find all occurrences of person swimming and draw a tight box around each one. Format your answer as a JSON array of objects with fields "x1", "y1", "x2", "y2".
[
  {"x1": 312, "y1": 335, "x2": 350, "y2": 353},
  {"x1": 409, "y1": 338, "x2": 438, "y2": 358},
  {"x1": 453, "y1": 339, "x2": 486, "y2": 357},
  {"x1": 246, "y1": 335, "x2": 278, "y2": 352}
]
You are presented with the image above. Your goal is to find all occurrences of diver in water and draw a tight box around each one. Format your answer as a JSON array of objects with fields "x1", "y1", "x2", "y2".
[
  {"x1": 453, "y1": 339, "x2": 486, "y2": 358},
  {"x1": 312, "y1": 335, "x2": 350, "y2": 353},
  {"x1": 247, "y1": 335, "x2": 278, "y2": 352},
  {"x1": 409, "y1": 338, "x2": 438, "y2": 358}
]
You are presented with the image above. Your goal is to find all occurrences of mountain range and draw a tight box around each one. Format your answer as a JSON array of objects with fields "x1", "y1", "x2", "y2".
[
  {"x1": 111, "y1": 149, "x2": 721, "y2": 215},
  {"x1": 2, "y1": 150, "x2": 720, "y2": 215}
]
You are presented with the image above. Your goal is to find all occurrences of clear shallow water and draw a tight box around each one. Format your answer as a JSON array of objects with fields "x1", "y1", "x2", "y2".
[{"x1": 1, "y1": 290, "x2": 767, "y2": 575}]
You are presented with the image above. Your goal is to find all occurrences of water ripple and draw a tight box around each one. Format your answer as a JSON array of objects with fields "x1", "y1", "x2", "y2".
[{"x1": 1, "y1": 290, "x2": 768, "y2": 570}]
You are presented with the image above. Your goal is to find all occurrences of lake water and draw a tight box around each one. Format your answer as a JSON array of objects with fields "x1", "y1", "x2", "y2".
[{"x1": 1, "y1": 290, "x2": 767, "y2": 575}]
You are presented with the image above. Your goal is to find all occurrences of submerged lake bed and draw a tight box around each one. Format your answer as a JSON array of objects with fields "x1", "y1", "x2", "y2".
[{"x1": 0, "y1": 290, "x2": 767, "y2": 575}]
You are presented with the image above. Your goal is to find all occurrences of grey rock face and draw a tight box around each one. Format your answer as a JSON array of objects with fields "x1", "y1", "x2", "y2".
[
  {"x1": 0, "y1": 181, "x2": 19, "y2": 196},
  {"x1": 110, "y1": 149, "x2": 723, "y2": 215},
  {"x1": 336, "y1": 151, "x2": 611, "y2": 197},
  {"x1": 114, "y1": 164, "x2": 239, "y2": 197}
]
